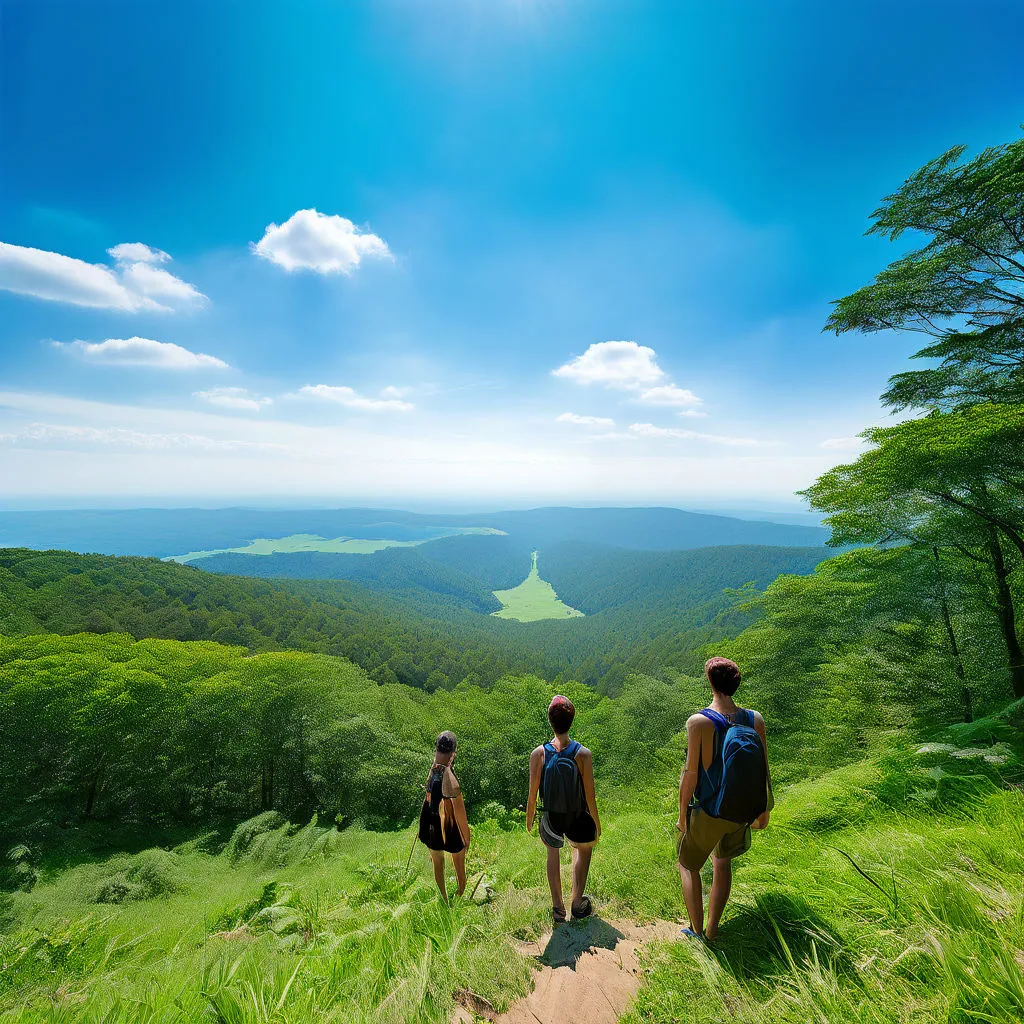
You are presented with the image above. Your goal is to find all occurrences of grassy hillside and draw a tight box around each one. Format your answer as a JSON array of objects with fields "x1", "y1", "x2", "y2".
[{"x1": 1, "y1": 631, "x2": 1020, "y2": 1022}]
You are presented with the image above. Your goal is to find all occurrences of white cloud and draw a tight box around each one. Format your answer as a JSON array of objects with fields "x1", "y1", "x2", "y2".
[
  {"x1": 638, "y1": 384, "x2": 703, "y2": 408},
  {"x1": 107, "y1": 242, "x2": 170, "y2": 264},
  {"x1": 379, "y1": 385, "x2": 412, "y2": 399},
  {"x1": 0, "y1": 240, "x2": 206, "y2": 311},
  {"x1": 299, "y1": 384, "x2": 414, "y2": 412},
  {"x1": 55, "y1": 337, "x2": 229, "y2": 370},
  {"x1": 820, "y1": 436, "x2": 865, "y2": 451},
  {"x1": 195, "y1": 387, "x2": 272, "y2": 412},
  {"x1": 677, "y1": 408, "x2": 708, "y2": 418},
  {"x1": 556, "y1": 412, "x2": 616, "y2": 428},
  {"x1": 552, "y1": 341, "x2": 664, "y2": 388},
  {"x1": 3, "y1": 422, "x2": 284, "y2": 454},
  {"x1": 628, "y1": 422, "x2": 760, "y2": 446},
  {"x1": 252, "y1": 209, "x2": 392, "y2": 274}
]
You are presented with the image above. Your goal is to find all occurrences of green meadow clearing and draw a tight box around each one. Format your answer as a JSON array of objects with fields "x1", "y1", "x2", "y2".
[
  {"x1": 169, "y1": 528, "x2": 504, "y2": 564},
  {"x1": 491, "y1": 551, "x2": 585, "y2": 622}
]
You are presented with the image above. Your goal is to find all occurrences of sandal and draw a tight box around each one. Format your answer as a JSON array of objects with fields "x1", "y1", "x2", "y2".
[
  {"x1": 570, "y1": 895, "x2": 593, "y2": 919},
  {"x1": 552, "y1": 905, "x2": 567, "y2": 923},
  {"x1": 679, "y1": 926, "x2": 705, "y2": 940}
]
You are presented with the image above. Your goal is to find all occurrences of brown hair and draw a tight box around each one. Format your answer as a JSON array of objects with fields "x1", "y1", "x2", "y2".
[
  {"x1": 705, "y1": 657, "x2": 741, "y2": 696},
  {"x1": 548, "y1": 695, "x2": 575, "y2": 734}
]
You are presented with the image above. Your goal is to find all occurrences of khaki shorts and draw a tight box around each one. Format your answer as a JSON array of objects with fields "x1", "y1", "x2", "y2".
[{"x1": 676, "y1": 808, "x2": 751, "y2": 871}]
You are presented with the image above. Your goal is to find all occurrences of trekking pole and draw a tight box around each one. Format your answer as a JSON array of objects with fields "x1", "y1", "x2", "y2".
[{"x1": 405, "y1": 776, "x2": 429, "y2": 876}]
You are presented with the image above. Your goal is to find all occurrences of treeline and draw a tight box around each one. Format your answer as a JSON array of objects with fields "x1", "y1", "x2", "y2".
[
  {"x1": 711, "y1": 133, "x2": 1024, "y2": 727},
  {"x1": 0, "y1": 632, "x2": 701, "y2": 840}
]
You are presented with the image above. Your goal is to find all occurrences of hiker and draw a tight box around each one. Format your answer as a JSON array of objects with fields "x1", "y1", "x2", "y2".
[
  {"x1": 676, "y1": 657, "x2": 773, "y2": 941},
  {"x1": 526, "y1": 695, "x2": 601, "y2": 923},
  {"x1": 418, "y1": 730, "x2": 471, "y2": 900}
]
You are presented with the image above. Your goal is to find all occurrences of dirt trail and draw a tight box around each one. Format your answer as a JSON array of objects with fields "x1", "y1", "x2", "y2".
[{"x1": 453, "y1": 917, "x2": 678, "y2": 1024}]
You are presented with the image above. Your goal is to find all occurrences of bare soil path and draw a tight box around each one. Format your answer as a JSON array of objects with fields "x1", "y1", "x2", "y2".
[{"x1": 453, "y1": 917, "x2": 678, "y2": 1024}]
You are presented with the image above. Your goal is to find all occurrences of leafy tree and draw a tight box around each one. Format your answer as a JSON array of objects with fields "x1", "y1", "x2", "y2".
[
  {"x1": 802, "y1": 406, "x2": 1024, "y2": 699},
  {"x1": 826, "y1": 136, "x2": 1024, "y2": 411}
]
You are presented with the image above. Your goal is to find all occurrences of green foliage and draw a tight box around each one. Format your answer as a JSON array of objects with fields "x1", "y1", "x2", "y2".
[{"x1": 92, "y1": 848, "x2": 184, "y2": 904}]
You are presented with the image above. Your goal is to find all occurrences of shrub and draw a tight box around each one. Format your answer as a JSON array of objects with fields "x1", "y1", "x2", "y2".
[{"x1": 92, "y1": 848, "x2": 184, "y2": 904}]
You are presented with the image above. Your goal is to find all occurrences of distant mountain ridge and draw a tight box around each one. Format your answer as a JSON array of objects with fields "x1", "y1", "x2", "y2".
[{"x1": 0, "y1": 505, "x2": 828, "y2": 557}]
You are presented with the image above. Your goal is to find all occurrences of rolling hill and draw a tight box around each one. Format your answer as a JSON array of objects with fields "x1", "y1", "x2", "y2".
[{"x1": 0, "y1": 505, "x2": 829, "y2": 558}]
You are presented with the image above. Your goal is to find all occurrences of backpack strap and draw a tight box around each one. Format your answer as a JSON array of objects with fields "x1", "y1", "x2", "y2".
[
  {"x1": 545, "y1": 740, "x2": 580, "y2": 760},
  {"x1": 699, "y1": 708, "x2": 730, "y2": 730}
]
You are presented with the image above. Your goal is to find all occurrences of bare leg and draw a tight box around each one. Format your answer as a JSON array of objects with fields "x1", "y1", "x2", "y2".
[
  {"x1": 679, "y1": 863, "x2": 704, "y2": 935},
  {"x1": 705, "y1": 856, "x2": 732, "y2": 940},
  {"x1": 569, "y1": 842, "x2": 594, "y2": 910},
  {"x1": 429, "y1": 849, "x2": 448, "y2": 901},
  {"x1": 451, "y1": 849, "x2": 467, "y2": 896},
  {"x1": 545, "y1": 843, "x2": 565, "y2": 915}
]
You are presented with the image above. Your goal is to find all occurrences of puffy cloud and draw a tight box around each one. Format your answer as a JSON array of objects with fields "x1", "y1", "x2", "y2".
[
  {"x1": 55, "y1": 337, "x2": 229, "y2": 370},
  {"x1": 107, "y1": 242, "x2": 170, "y2": 264},
  {"x1": 552, "y1": 341, "x2": 664, "y2": 388},
  {"x1": 556, "y1": 412, "x2": 616, "y2": 428},
  {"x1": 195, "y1": 387, "x2": 272, "y2": 412},
  {"x1": 0, "y1": 240, "x2": 206, "y2": 311},
  {"x1": 628, "y1": 422, "x2": 760, "y2": 446},
  {"x1": 252, "y1": 209, "x2": 392, "y2": 274},
  {"x1": 3, "y1": 422, "x2": 284, "y2": 453},
  {"x1": 820, "y1": 436, "x2": 865, "y2": 451},
  {"x1": 299, "y1": 384, "x2": 414, "y2": 412},
  {"x1": 638, "y1": 384, "x2": 703, "y2": 408}
]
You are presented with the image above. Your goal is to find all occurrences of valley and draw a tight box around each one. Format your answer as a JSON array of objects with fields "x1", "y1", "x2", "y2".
[{"x1": 491, "y1": 551, "x2": 584, "y2": 621}]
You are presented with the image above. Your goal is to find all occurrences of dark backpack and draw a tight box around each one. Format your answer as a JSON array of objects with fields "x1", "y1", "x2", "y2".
[
  {"x1": 541, "y1": 740, "x2": 584, "y2": 817},
  {"x1": 697, "y1": 709, "x2": 768, "y2": 824}
]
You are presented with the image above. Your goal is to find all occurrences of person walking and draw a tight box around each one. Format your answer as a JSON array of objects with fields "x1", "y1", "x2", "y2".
[
  {"x1": 676, "y1": 657, "x2": 773, "y2": 941},
  {"x1": 526, "y1": 695, "x2": 601, "y2": 923},
  {"x1": 418, "y1": 731, "x2": 471, "y2": 901}
]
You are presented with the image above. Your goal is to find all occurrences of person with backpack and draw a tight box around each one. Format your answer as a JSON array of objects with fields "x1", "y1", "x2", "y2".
[
  {"x1": 418, "y1": 731, "x2": 471, "y2": 901},
  {"x1": 676, "y1": 657, "x2": 773, "y2": 941},
  {"x1": 526, "y1": 695, "x2": 601, "y2": 923}
]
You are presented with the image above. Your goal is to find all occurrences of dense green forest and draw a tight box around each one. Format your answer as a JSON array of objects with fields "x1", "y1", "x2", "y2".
[
  {"x1": 194, "y1": 534, "x2": 533, "y2": 606},
  {"x1": 2, "y1": 135, "x2": 1024, "y2": 1024},
  {"x1": 0, "y1": 543, "x2": 831, "y2": 693}
]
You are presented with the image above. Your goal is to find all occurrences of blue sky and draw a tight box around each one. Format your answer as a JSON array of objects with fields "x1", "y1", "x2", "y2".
[{"x1": 2, "y1": 0, "x2": 1023, "y2": 508}]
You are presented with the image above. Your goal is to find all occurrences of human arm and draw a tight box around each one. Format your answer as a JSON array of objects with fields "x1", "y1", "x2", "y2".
[
  {"x1": 677, "y1": 716, "x2": 702, "y2": 833},
  {"x1": 526, "y1": 747, "x2": 544, "y2": 833},
  {"x1": 443, "y1": 768, "x2": 471, "y2": 847},
  {"x1": 751, "y1": 711, "x2": 773, "y2": 830},
  {"x1": 577, "y1": 747, "x2": 601, "y2": 839}
]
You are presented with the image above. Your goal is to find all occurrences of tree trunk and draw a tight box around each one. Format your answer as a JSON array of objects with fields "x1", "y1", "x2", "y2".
[
  {"x1": 932, "y1": 547, "x2": 972, "y2": 721},
  {"x1": 986, "y1": 531, "x2": 1024, "y2": 700}
]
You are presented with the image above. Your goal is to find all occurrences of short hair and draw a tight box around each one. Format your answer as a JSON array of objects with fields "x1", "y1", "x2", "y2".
[
  {"x1": 435, "y1": 731, "x2": 457, "y2": 755},
  {"x1": 705, "y1": 657, "x2": 741, "y2": 696},
  {"x1": 548, "y1": 695, "x2": 575, "y2": 734}
]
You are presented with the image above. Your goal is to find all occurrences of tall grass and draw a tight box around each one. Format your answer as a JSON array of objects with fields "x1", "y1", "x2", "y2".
[{"x1": 2, "y1": 732, "x2": 1022, "y2": 1023}]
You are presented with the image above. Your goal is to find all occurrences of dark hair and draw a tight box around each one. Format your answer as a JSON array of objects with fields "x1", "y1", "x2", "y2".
[
  {"x1": 705, "y1": 657, "x2": 741, "y2": 696},
  {"x1": 435, "y1": 730, "x2": 457, "y2": 755},
  {"x1": 548, "y1": 696, "x2": 575, "y2": 734}
]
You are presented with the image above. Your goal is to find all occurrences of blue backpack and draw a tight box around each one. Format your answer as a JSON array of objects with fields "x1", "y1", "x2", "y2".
[
  {"x1": 542, "y1": 740, "x2": 584, "y2": 817},
  {"x1": 695, "y1": 708, "x2": 769, "y2": 824}
]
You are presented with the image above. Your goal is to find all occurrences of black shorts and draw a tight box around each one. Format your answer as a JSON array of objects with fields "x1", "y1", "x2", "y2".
[
  {"x1": 540, "y1": 809, "x2": 597, "y2": 849},
  {"x1": 418, "y1": 801, "x2": 465, "y2": 854}
]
